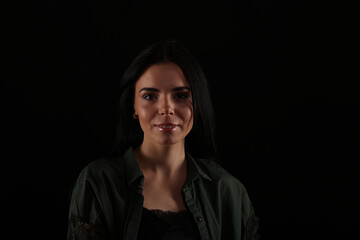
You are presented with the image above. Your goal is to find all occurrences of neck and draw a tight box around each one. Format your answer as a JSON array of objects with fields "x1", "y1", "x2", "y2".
[{"x1": 134, "y1": 140, "x2": 186, "y2": 177}]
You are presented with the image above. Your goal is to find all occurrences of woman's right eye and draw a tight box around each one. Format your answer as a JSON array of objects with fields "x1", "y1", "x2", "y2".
[{"x1": 143, "y1": 93, "x2": 157, "y2": 100}]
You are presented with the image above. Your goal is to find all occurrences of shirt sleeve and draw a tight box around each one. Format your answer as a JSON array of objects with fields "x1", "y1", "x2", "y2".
[
  {"x1": 243, "y1": 203, "x2": 261, "y2": 240},
  {"x1": 67, "y1": 168, "x2": 109, "y2": 240},
  {"x1": 220, "y1": 174, "x2": 261, "y2": 240}
]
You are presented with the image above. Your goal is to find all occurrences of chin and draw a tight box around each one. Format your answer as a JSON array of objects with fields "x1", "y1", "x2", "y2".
[
  {"x1": 154, "y1": 136, "x2": 183, "y2": 146},
  {"x1": 157, "y1": 140, "x2": 180, "y2": 146}
]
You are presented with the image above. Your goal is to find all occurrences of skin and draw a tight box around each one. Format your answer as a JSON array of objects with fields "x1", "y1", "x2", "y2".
[{"x1": 133, "y1": 62, "x2": 194, "y2": 212}]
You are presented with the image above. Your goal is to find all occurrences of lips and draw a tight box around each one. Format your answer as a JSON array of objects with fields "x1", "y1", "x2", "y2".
[{"x1": 155, "y1": 123, "x2": 179, "y2": 132}]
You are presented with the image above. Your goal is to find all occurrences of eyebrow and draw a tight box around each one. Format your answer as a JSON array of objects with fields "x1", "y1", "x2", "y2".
[{"x1": 139, "y1": 86, "x2": 191, "y2": 93}]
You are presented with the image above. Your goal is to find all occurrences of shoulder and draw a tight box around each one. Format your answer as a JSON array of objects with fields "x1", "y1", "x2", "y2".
[
  {"x1": 194, "y1": 157, "x2": 247, "y2": 193},
  {"x1": 194, "y1": 157, "x2": 256, "y2": 221},
  {"x1": 75, "y1": 156, "x2": 125, "y2": 185}
]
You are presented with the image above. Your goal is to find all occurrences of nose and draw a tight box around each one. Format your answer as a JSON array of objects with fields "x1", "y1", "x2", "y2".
[{"x1": 159, "y1": 97, "x2": 175, "y2": 116}]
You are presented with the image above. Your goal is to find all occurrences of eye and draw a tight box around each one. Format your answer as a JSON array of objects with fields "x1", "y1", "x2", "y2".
[
  {"x1": 174, "y1": 92, "x2": 190, "y2": 100},
  {"x1": 143, "y1": 93, "x2": 157, "y2": 100}
]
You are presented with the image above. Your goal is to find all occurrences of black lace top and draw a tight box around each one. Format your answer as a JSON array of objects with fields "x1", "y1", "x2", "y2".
[{"x1": 137, "y1": 207, "x2": 201, "y2": 240}]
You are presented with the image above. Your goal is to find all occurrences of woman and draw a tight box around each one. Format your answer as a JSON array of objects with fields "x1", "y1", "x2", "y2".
[{"x1": 67, "y1": 40, "x2": 260, "y2": 240}]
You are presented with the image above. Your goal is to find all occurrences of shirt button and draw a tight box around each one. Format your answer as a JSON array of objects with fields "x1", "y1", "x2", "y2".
[
  {"x1": 196, "y1": 216, "x2": 203, "y2": 222},
  {"x1": 183, "y1": 186, "x2": 188, "y2": 192}
]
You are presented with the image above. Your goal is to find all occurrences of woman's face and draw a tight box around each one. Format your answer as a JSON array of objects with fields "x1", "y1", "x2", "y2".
[{"x1": 134, "y1": 62, "x2": 193, "y2": 146}]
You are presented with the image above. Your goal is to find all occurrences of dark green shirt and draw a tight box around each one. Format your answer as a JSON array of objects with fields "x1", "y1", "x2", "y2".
[{"x1": 67, "y1": 147, "x2": 260, "y2": 240}]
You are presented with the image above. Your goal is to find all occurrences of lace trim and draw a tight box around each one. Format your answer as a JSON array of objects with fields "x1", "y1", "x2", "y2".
[
  {"x1": 68, "y1": 215, "x2": 108, "y2": 240},
  {"x1": 144, "y1": 208, "x2": 188, "y2": 226},
  {"x1": 149, "y1": 208, "x2": 187, "y2": 216}
]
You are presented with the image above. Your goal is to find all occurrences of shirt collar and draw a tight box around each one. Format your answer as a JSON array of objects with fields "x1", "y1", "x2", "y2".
[
  {"x1": 123, "y1": 147, "x2": 213, "y2": 186},
  {"x1": 123, "y1": 147, "x2": 144, "y2": 186},
  {"x1": 185, "y1": 151, "x2": 213, "y2": 183}
]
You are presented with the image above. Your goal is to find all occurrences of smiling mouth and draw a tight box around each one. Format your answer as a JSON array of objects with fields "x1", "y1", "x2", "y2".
[{"x1": 155, "y1": 123, "x2": 179, "y2": 132}]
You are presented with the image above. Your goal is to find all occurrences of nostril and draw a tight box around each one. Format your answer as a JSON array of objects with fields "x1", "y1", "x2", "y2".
[{"x1": 159, "y1": 108, "x2": 174, "y2": 116}]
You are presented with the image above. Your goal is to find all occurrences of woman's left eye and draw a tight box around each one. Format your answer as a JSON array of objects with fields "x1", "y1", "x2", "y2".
[{"x1": 174, "y1": 92, "x2": 189, "y2": 99}]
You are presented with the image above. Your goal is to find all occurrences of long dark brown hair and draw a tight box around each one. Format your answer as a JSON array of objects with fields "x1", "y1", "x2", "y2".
[{"x1": 110, "y1": 40, "x2": 217, "y2": 159}]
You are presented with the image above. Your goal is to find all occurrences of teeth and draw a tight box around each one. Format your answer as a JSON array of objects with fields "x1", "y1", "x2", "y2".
[{"x1": 159, "y1": 125, "x2": 175, "y2": 128}]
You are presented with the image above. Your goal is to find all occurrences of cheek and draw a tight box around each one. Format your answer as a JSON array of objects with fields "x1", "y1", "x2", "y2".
[
  {"x1": 181, "y1": 105, "x2": 194, "y2": 127},
  {"x1": 137, "y1": 104, "x2": 157, "y2": 126}
]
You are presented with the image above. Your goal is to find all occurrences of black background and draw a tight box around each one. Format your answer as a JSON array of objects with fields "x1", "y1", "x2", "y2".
[{"x1": 3, "y1": 0, "x2": 359, "y2": 239}]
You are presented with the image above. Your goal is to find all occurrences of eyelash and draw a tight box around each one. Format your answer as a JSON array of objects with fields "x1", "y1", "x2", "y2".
[
  {"x1": 142, "y1": 92, "x2": 190, "y2": 101},
  {"x1": 174, "y1": 92, "x2": 189, "y2": 99},
  {"x1": 143, "y1": 93, "x2": 157, "y2": 100}
]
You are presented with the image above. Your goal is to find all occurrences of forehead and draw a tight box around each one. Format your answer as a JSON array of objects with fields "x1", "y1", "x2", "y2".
[{"x1": 135, "y1": 62, "x2": 189, "y2": 90}]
